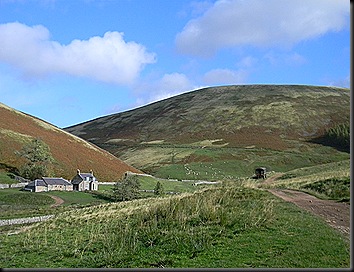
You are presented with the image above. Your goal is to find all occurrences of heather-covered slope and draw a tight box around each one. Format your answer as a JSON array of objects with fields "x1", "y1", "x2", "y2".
[
  {"x1": 66, "y1": 85, "x2": 349, "y2": 150},
  {"x1": 0, "y1": 103, "x2": 141, "y2": 182}
]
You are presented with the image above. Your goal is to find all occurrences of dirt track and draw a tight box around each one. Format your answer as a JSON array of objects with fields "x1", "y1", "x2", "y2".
[
  {"x1": 49, "y1": 195, "x2": 64, "y2": 207},
  {"x1": 261, "y1": 175, "x2": 350, "y2": 239}
]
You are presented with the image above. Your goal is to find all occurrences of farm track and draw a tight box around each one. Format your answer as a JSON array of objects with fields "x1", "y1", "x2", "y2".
[
  {"x1": 49, "y1": 195, "x2": 65, "y2": 207},
  {"x1": 261, "y1": 175, "x2": 350, "y2": 239}
]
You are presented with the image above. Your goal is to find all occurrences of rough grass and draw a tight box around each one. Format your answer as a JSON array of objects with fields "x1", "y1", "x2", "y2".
[
  {"x1": 0, "y1": 172, "x2": 16, "y2": 184},
  {"x1": 0, "y1": 189, "x2": 113, "y2": 219},
  {"x1": 0, "y1": 185, "x2": 349, "y2": 268},
  {"x1": 0, "y1": 188, "x2": 55, "y2": 219},
  {"x1": 301, "y1": 177, "x2": 350, "y2": 200},
  {"x1": 128, "y1": 144, "x2": 349, "y2": 181},
  {"x1": 66, "y1": 85, "x2": 350, "y2": 154},
  {"x1": 261, "y1": 159, "x2": 350, "y2": 201},
  {"x1": 269, "y1": 160, "x2": 350, "y2": 188}
]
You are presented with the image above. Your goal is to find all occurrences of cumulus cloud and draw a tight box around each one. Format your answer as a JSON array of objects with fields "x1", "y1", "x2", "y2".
[
  {"x1": 203, "y1": 68, "x2": 247, "y2": 85},
  {"x1": 176, "y1": 0, "x2": 349, "y2": 57},
  {"x1": 0, "y1": 22, "x2": 156, "y2": 84},
  {"x1": 236, "y1": 56, "x2": 258, "y2": 68},
  {"x1": 133, "y1": 72, "x2": 197, "y2": 106},
  {"x1": 327, "y1": 75, "x2": 350, "y2": 88},
  {"x1": 264, "y1": 52, "x2": 307, "y2": 66}
]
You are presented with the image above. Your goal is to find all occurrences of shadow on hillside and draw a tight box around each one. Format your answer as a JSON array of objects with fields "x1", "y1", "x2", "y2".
[
  {"x1": 308, "y1": 136, "x2": 350, "y2": 153},
  {"x1": 89, "y1": 191, "x2": 115, "y2": 202},
  {"x1": 0, "y1": 162, "x2": 19, "y2": 174}
]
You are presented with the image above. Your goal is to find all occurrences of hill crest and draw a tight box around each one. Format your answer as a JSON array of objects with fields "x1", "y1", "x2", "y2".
[{"x1": 65, "y1": 84, "x2": 350, "y2": 151}]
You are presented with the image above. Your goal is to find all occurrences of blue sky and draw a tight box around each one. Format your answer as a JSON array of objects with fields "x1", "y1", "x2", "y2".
[{"x1": 0, "y1": 0, "x2": 350, "y2": 128}]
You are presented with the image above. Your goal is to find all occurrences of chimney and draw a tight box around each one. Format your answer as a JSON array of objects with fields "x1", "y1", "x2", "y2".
[
  {"x1": 90, "y1": 169, "x2": 93, "y2": 175},
  {"x1": 77, "y1": 169, "x2": 80, "y2": 174}
]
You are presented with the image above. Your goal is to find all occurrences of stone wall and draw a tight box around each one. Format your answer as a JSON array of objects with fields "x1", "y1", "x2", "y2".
[
  {"x1": 0, "y1": 182, "x2": 28, "y2": 189},
  {"x1": 0, "y1": 215, "x2": 54, "y2": 227}
]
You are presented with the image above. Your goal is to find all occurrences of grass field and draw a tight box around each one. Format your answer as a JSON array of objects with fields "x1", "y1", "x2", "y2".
[
  {"x1": 120, "y1": 143, "x2": 349, "y2": 182},
  {"x1": 0, "y1": 184, "x2": 350, "y2": 268},
  {"x1": 0, "y1": 174, "x2": 202, "y2": 220},
  {"x1": 0, "y1": 144, "x2": 350, "y2": 268},
  {"x1": 0, "y1": 172, "x2": 18, "y2": 184}
]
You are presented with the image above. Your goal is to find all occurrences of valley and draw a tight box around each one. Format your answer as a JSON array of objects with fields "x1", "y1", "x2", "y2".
[{"x1": 0, "y1": 84, "x2": 350, "y2": 268}]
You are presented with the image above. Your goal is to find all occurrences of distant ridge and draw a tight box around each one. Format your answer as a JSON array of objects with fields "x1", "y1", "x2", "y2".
[
  {"x1": 0, "y1": 102, "x2": 142, "y2": 182},
  {"x1": 65, "y1": 84, "x2": 350, "y2": 152}
]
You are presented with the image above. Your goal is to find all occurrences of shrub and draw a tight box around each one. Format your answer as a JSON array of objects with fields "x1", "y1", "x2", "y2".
[
  {"x1": 112, "y1": 175, "x2": 141, "y2": 201},
  {"x1": 154, "y1": 181, "x2": 164, "y2": 196}
]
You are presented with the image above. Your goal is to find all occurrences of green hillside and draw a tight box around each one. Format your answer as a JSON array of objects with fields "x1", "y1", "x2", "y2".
[{"x1": 65, "y1": 85, "x2": 350, "y2": 179}]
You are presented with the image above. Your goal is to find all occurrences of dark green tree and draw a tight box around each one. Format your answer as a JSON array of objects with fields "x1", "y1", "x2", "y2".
[
  {"x1": 15, "y1": 138, "x2": 54, "y2": 180},
  {"x1": 112, "y1": 175, "x2": 141, "y2": 201},
  {"x1": 154, "y1": 181, "x2": 165, "y2": 196}
]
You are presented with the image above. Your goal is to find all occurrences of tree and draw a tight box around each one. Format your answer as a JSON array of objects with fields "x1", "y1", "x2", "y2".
[
  {"x1": 154, "y1": 181, "x2": 165, "y2": 196},
  {"x1": 15, "y1": 138, "x2": 54, "y2": 180},
  {"x1": 112, "y1": 175, "x2": 141, "y2": 201}
]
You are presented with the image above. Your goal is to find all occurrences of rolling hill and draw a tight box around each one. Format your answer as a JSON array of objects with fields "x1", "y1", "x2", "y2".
[
  {"x1": 0, "y1": 102, "x2": 142, "y2": 182},
  {"x1": 66, "y1": 85, "x2": 349, "y2": 148},
  {"x1": 65, "y1": 85, "x2": 350, "y2": 177}
]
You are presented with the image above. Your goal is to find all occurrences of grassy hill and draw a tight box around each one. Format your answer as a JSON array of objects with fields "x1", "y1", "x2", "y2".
[
  {"x1": 0, "y1": 182, "x2": 350, "y2": 268},
  {"x1": 0, "y1": 102, "x2": 141, "y2": 182},
  {"x1": 65, "y1": 85, "x2": 350, "y2": 178}
]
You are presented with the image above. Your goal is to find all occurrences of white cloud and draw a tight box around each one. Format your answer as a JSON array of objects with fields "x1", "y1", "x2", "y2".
[
  {"x1": 327, "y1": 75, "x2": 350, "y2": 88},
  {"x1": 0, "y1": 22, "x2": 156, "y2": 84},
  {"x1": 203, "y1": 68, "x2": 247, "y2": 85},
  {"x1": 236, "y1": 56, "x2": 258, "y2": 68},
  {"x1": 133, "y1": 72, "x2": 197, "y2": 106},
  {"x1": 176, "y1": 0, "x2": 349, "y2": 57},
  {"x1": 264, "y1": 52, "x2": 307, "y2": 66}
]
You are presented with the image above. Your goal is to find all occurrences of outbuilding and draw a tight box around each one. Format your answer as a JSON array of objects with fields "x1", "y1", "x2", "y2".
[{"x1": 24, "y1": 177, "x2": 73, "y2": 192}]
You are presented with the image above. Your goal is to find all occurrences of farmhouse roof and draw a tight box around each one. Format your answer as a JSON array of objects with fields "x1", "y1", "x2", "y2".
[
  {"x1": 79, "y1": 173, "x2": 94, "y2": 179},
  {"x1": 42, "y1": 177, "x2": 71, "y2": 185},
  {"x1": 27, "y1": 177, "x2": 71, "y2": 187},
  {"x1": 71, "y1": 171, "x2": 96, "y2": 184}
]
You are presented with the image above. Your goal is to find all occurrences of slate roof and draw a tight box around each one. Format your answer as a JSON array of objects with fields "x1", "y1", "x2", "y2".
[
  {"x1": 42, "y1": 177, "x2": 71, "y2": 185},
  {"x1": 71, "y1": 173, "x2": 96, "y2": 184},
  {"x1": 26, "y1": 179, "x2": 46, "y2": 187},
  {"x1": 26, "y1": 177, "x2": 71, "y2": 187},
  {"x1": 79, "y1": 173, "x2": 94, "y2": 179}
]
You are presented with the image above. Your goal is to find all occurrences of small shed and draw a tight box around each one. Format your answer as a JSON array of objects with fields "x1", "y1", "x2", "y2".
[{"x1": 255, "y1": 167, "x2": 267, "y2": 179}]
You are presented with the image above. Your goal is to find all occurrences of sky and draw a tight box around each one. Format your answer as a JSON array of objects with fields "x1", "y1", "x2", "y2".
[{"x1": 0, "y1": 0, "x2": 350, "y2": 128}]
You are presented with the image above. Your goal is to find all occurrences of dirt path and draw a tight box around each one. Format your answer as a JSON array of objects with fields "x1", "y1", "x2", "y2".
[
  {"x1": 48, "y1": 195, "x2": 65, "y2": 207},
  {"x1": 261, "y1": 175, "x2": 350, "y2": 239}
]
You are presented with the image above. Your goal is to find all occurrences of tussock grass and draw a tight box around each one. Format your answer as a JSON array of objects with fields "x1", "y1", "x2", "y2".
[
  {"x1": 263, "y1": 160, "x2": 350, "y2": 201},
  {"x1": 270, "y1": 160, "x2": 350, "y2": 188},
  {"x1": 0, "y1": 184, "x2": 349, "y2": 268}
]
